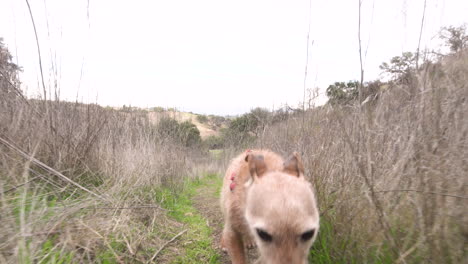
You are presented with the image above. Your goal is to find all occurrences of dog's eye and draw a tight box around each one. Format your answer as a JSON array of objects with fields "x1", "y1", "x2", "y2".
[
  {"x1": 256, "y1": 228, "x2": 273, "y2": 242},
  {"x1": 301, "y1": 229, "x2": 315, "y2": 241}
]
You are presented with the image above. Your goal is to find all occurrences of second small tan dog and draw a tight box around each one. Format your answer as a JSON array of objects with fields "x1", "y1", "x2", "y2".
[{"x1": 220, "y1": 150, "x2": 319, "y2": 264}]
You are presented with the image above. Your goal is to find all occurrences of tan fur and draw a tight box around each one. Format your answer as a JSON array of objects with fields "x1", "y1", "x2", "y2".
[{"x1": 220, "y1": 150, "x2": 319, "y2": 264}]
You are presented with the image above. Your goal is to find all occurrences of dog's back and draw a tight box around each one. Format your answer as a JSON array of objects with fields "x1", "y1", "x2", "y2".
[{"x1": 220, "y1": 149, "x2": 283, "y2": 220}]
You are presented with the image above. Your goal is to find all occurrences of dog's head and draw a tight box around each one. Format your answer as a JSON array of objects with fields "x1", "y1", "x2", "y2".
[{"x1": 244, "y1": 152, "x2": 319, "y2": 264}]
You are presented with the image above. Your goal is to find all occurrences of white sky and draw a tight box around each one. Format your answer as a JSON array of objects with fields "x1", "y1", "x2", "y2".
[{"x1": 1, "y1": 0, "x2": 467, "y2": 115}]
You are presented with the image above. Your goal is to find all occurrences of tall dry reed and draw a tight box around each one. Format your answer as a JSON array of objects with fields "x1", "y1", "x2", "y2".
[
  {"x1": 254, "y1": 52, "x2": 467, "y2": 262},
  {"x1": 0, "y1": 93, "x2": 206, "y2": 262}
]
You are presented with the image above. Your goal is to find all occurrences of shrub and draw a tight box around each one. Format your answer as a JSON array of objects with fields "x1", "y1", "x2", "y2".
[
  {"x1": 156, "y1": 117, "x2": 201, "y2": 147},
  {"x1": 196, "y1": 114, "x2": 208, "y2": 123}
]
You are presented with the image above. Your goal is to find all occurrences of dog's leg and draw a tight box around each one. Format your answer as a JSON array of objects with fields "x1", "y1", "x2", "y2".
[
  {"x1": 223, "y1": 229, "x2": 247, "y2": 264},
  {"x1": 220, "y1": 230, "x2": 227, "y2": 253}
]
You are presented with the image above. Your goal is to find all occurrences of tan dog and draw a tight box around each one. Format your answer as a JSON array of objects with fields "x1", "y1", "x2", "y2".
[{"x1": 220, "y1": 149, "x2": 319, "y2": 264}]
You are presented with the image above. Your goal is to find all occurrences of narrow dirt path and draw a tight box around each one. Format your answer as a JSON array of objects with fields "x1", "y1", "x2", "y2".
[
  {"x1": 191, "y1": 176, "x2": 231, "y2": 264},
  {"x1": 191, "y1": 175, "x2": 259, "y2": 264}
]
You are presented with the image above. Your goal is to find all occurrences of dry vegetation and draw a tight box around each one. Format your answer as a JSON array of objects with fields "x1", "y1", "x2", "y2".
[
  {"x1": 253, "y1": 51, "x2": 468, "y2": 262},
  {"x1": 147, "y1": 110, "x2": 224, "y2": 139},
  {"x1": 1, "y1": 26, "x2": 467, "y2": 263},
  {"x1": 0, "y1": 52, "x2": 213, "y2": 262}
]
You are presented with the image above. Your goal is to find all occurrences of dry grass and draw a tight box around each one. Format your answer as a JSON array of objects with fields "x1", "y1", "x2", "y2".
[
  {"x1": 254, "y1": 52, "x2": 468, "y2": 262},
  {"x1": 1, "y1": 40, "x2": 466, "y2": 264},
  {"x1": 0, "y1": 96, "x2": 207, "y2": 262}
]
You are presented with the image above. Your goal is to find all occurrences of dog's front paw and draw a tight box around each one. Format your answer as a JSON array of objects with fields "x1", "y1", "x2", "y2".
[{"x1": 220, "y1": 236, "x2": 228, "y2": 253}]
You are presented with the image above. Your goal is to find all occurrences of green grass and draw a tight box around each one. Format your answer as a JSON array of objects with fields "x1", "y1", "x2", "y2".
[
  {"x1": 16, "y1": 237, "x2": 75, "y2": 264},
  {"x1": 308, "y1": 216, "x2": 399, "y2": 264},
  {"x1": 37, "y1": 238, "x2": 75, "y2": 264},
  {"x1": 208, "y1": 149, "x2": 224, "y2": 160},
  {"x1": 154, "y1": 174, "x2": 220, "y2": 263},
  {"x1": 95, "y1": 239, "x2": 126, "y2": 264}
]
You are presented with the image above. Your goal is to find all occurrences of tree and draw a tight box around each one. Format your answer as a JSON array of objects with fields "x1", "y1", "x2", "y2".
[
  {"x1": 379, "y1": 52, "x2": 416, "y2": 81},
  {"x1": 271, "y1": 108, "x2": 290, "y2": 123},
  {"x1": 222, "y1": 112, "x2": 257, "y2": 146},
  {"x1": 208, "y1": 115, "x2": 226, "y2": 128},
  {"x1": 156, "y1": 117, "x2": 180, "y2": 140},
  {"x1": 0, "y1": 38, "x2": 21, "y2": 98},
  {"x1": 196, "y1": 114, "x2": 208, "y2": 123},
  {"x1": 155, "y1": 117, "x2": 201, "y2": 147},
  {"x1": 203, "y1": 135, "x2": 224, "y2": 149},
  {"x1": 178, "y1": 121, "x2": 201, "y2": 147},
  {"x1": 326, "y1": 81, "x2": 359, "y2": 104},
  {"x1": 228, "y1": 114, "x2": 257, "y2": 135},
  {"x1": 439, "y1": 25, "x2": 468, "y2": 54},
  {"x1": 249, "y1": 107, "x2": 270, "y2": 136},
  {"x1": 226, "y1": 108, "x2": 271, "y2": 137}
]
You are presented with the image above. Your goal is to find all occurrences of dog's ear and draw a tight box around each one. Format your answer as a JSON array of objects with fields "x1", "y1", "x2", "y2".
[
  {"x1": 245, "y1": 154, "x2": 267, "y2": 179},
  {"x1": 283, "y1": 152, "x2": 304, "y2": 177}
]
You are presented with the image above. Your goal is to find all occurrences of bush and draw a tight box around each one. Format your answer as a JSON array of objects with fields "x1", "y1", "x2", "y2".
[
  {"x1": 203, "y1": 135, "x2": 225, "y2": 149},
  {"x1": 439, "y1": 24, "x2": 468, "y2": 54},
  {"x1": 326, "y1": 81, "x2": 359, "y2": 105},
  {"x1": 156, "y1": 117, "x2": 201, "y2": 147},
  {"x1": 196, "y1": 114, "x2": 208, "y2": 123},
  {"x1": 179, "y1": 121, "x2": 201, "y2": 147},
  {"x1": 150, "y1": 106, "x2": 165, "y2": 112}
]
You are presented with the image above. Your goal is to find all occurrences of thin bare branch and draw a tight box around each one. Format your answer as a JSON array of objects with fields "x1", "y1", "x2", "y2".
[
  {"x1": 0, "y1": 136, "x2": 108, "y2": 201},
  {"x1": 415, "y1": 0, "x2": 427, "y2": 70},
  {"x1": 24, "y1": 0, "x2": 47, "y2": 101},
  {"x1": 374, "y1": 189, "x2": 468, "y2": 200},
  {"x1": 147, "y1": 229, "x2": 187, "y2": 263},
  {"x1": 80, "y1": 205, "x2": 168, "y2": 211}
]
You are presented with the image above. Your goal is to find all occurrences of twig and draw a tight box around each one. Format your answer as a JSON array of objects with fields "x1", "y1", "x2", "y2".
[
  {"x1": 147, "y1": 229, "x2": 187, "y2": 263},
  {"x1": 2, "y1": 176, "x2": 41, "y2": 194},
  {"x1": 374, "y1": 189, "x2": 468, "y2": 200},
  {"x1": 20, "y1": 231, "x2": 63, "y2": 237},
  {"x1": 24, "y1": 0, "x2": 47, "y2": 101},
  {"x1": 0, "y1": 70, "x2": 28, "y2": 101},
  {"x1": 302, "y1": 2, "x2": 313, "y2": 108},
  {"x1": 358, "y1": 0, "x2": 364, "y2": 104},
  {"x1": 80, "y1": 205, "x2": 168, "y2": 211},
  {"x1": 0, "y1": 136, "x2": 108, "y2": 201},
  {"x1": 80, "y1": 220, "x2": 123, "y2": 263},
  {"x1": 300, "y1": 0, "x2": 313, "y2": 155},
  {"x1": 415, "y1": 0, "x2": 427, "y2": 70}
]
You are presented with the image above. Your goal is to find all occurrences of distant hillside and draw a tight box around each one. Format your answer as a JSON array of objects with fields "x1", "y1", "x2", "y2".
[{"x1": 146, "y1": 109, "x2": 229, "y2": 139}]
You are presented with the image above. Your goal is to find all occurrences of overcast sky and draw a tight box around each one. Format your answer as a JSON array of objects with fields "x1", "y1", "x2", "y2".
[{"x1": 1, "y1": 0, "x2": 467, "y2": 115}]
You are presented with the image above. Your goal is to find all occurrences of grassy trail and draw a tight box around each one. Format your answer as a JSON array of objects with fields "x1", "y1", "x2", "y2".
[
  {"x1": 189, "y1": 174, "x2": 260, "y2": 264},
  {"x1": 157, "y1": 173, "x2": 262, "y2": 264},
  {"x1": 189, "y1": 174, "x2": 231, "y2": 264},
  {"x1": 155, "y1": 174, "x2": 228, "y2": 263}
]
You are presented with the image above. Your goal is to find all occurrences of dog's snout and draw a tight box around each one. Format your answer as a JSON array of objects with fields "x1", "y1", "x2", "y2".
[{"x1": 271, "y1": 253, "x2": 306, "y2": 264}]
